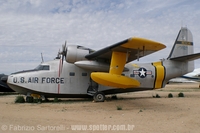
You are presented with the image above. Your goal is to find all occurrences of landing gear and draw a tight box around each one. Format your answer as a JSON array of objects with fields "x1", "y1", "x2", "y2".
[
  {"x1": 87, "y1": 79, "x2": 105, "y2": 102},
  {"x1": 26, "y1": 94, "x2": 43, "y2": 103},
  {"x1": 93, "y1": 92, "x2": 105, "y2": 102}
]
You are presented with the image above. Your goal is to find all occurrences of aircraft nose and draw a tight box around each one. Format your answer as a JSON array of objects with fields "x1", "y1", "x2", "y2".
[{"x1": 1, "y1": 75, "x2": 8, "y2": 83}]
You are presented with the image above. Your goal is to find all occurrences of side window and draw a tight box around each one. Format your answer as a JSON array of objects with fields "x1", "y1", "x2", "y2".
[
  {"x1": 82, "y1": 73, "x2": 87, "y2": 76},
  {"x1": 130, "y1": 74, "x2": 134, "y2": 77},
  {"x1": 69, "y1": 72, "x2": 75, "y2": 76}
]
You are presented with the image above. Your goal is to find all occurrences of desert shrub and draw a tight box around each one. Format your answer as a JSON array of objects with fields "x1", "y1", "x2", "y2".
[
  {"x1": 54, "y1": 97, "x2": 61, "y2": 102},
  {"x1": 168, "y1": 93, "x2": 173, "y2": 98},
  {"x1": 111, "y1": 95, "x2": 118, "y2": 100},
  {"x1": 178, "y1": 92, "x2": 184, "y2": 97},
  {"x1": 33, "y1": 98, "x2": 42, "y2": 103},
  {"x1": 153, "y1": 94, "x2": 161, "y2": 98},
  {"x1": 116, "y1": 105, "x2": 122, "y2": 110},
  {"x1": 26, "y1": 96, "x2": 33, "y2": 103},
  {"x1": 156, "y1": 94, "x2": 161, "y2": 98},
  {"x1": 15, "y1": 96, "x2": 25, "y2": 103}
]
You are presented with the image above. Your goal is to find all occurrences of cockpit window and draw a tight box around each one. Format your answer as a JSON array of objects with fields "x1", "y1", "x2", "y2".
[
  {"x1": 43, "y1": 66, "x2": 50, "y2": 70},
  {"x1": 34, "y1": 65, "x2": 50, "y2": 71},
  {"x1": 11, "y1": 65, "x2": 50, "y2": 74}
]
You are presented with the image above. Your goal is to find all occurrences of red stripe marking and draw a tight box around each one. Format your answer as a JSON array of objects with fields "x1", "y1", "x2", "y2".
[{"x1": 57, "y1": 58, "x2": 63, "y2": 94}]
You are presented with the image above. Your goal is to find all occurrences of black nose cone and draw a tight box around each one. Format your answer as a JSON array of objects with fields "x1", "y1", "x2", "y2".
[{"x1": 1, "y1": 75, "x2": 8, "y2": 83}]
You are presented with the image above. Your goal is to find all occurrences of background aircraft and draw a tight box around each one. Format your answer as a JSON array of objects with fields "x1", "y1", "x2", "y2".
[
  {"x1": 2, "y1": 27, "x2": 200, "y2": 102},
  {"x1": 0, "y1": 74, "x2": 14, "y2": 92},
  {"x1": 182, "y1": 68, "x2": 200, "y2": 82},
  {"x1": 169, "y1": 68, "x2": 200, "y2": 84}
]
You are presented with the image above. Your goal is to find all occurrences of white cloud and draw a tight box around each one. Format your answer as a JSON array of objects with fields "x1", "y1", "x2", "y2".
[{"x1": 0, "y1": 0, "x2": 200, "y2": 74}]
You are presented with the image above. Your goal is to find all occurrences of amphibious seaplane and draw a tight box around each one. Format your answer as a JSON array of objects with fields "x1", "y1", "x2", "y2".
[{"x1": 2, "y1": 27, "x2": 200, "y2": 102}]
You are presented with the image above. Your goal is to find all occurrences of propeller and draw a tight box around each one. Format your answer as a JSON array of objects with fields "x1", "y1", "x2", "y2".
[
  {"x1": 57, "y1": 41, "x2": 67, "y2": 75},
  {"x1": 59, "y1": 41, "x2": 67, "y2": 65}
]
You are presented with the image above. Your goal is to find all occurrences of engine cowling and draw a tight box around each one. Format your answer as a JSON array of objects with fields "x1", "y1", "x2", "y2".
[{"x1": 65, "y1": 45, "x2": 93, "y2": 63}]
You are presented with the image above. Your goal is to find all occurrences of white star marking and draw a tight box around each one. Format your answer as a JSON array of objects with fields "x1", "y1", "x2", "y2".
[{"x1": 139, "y1": 69, "x2": 146, "y2": 76}]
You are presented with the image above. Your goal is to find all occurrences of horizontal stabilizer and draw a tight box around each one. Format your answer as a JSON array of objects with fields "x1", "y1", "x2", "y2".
[{"x1": 169, "y1": 53, "x2": 200, "y2": 61}]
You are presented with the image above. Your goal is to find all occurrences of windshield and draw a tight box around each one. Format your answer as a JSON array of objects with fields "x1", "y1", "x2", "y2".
[
  {"x1": 11, "y1": 65, "x2": 50, "y2": 74},
  {"x1": 34, "y1": 65, "x2": 50, "y2": 70}
]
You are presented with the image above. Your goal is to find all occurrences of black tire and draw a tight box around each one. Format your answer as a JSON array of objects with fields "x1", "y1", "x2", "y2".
[
  {"x1": 93, "y1": 92, "x2": 105, "y2": 102},
  {"x1": 26, "y1": 96, "x2": 33, "y2": 103}
]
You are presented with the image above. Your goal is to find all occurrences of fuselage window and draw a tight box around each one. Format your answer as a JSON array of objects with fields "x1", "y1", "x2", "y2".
[
  {"x1": 69, "y1": 72, "x2": 75, "y2": 76},
  {"x1": 82, "y1": 73, "x2": 87, "y2": 76}
]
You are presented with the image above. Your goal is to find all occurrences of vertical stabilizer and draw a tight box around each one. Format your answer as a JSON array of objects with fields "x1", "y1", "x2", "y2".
[
  {"x1": 168, "y1": 27, "x2": 193, "y2": 59},
  {"x1": 168, "y1": 27, "x2": 194, "y2": 73}
]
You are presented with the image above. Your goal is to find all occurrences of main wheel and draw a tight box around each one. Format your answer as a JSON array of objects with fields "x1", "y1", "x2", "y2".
[{"x1": 93, "y1": 92, "x2": 105, "y2": 102}]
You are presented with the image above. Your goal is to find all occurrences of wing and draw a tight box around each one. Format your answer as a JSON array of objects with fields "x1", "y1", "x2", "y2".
[
  {"x1": 86, "y1": 37, "x2": 165, "y2": 89},
  {"x1": 85, "y1": 37, "x2": 166, "y2": 62}
]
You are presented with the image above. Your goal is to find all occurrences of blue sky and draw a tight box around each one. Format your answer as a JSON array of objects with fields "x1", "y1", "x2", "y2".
[{"x1": 0, "y1": 0, "x2": 200, "y2": 74}]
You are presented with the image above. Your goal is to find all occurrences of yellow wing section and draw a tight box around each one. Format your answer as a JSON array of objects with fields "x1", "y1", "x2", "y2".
[
  {"x1": 122, "y1": 37, "x2": 166, "y2": 51},
  {"x1": 91, "y1": 73, "x2": 140, "y2": 89},
  {"x1": 109, "y1": 51, "x2": 127, "y2": 75},
  {"x1": 85, "y1": 37, "x2": 166, "y2": 63},
  {"x1": 86, "y1": 37, "x2": 165, "y2": 88}
]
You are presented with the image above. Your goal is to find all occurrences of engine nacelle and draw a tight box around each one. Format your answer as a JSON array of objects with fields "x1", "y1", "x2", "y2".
[{"x1": 66, "y1": 45, "x2": 93, "y2": 63}]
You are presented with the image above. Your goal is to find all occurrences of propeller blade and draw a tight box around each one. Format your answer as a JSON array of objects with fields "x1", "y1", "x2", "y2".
[
  {"x1": 62, "y1": 54, "x2": 64, "y2": 66},
  {"x1": 61, "y1": 41, "x2": 67, "y2": 64},
  {"x1": 64, "y1": 41, "x2": 67, "y2": 50},
  {"x1": 58, "y1": 41, "x2": 67, "y2": 73}
]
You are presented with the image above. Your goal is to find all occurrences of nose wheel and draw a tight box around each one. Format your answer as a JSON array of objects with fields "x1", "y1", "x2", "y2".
[{"x1": 93, "y1": 92, "x2": 105, "y2": 102}]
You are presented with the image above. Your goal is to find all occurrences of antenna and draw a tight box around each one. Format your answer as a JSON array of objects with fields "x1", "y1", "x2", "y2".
[
  {"x1": 41, "y1": 53, "x2": 44, "y2": 63},
  {"x1": 181, "y1": 20, "x2": 183, "y2": 28}
]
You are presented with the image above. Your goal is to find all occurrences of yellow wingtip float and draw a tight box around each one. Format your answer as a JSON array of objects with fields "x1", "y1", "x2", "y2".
[{"x1": 91, "y1": 72, "x2": 140, "y2": 88}]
